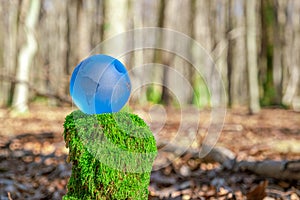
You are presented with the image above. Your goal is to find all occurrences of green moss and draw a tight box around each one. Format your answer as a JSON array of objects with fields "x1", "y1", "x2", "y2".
[{"x1": 63, "y1": 110, "x2": 157, "y2": 200}]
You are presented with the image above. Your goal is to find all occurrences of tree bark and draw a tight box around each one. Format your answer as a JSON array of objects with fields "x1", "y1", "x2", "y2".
[
  {"x1": 102, "y1": 0, "x2": 128, "y2": 54},
  {"x1": 43, "y1": 0, "x2": 68, "y2": 106},
  {"x1": 12, "y1": 0, "x2": 41, "y2": 113},
  {"x1": 246, "y1": 0, "x2": 261, "y2": 114},
  {"x1": 66, "y1": 0, "x2": 80, "y2": 74},
  {"x1": 1, "y1": 1, "x2": 19, "y2": 107},
  {"x1": 227, "y1": 0, "x2": 248, "y2": 107},
  {"x1": 128, "y1": 0, "x2": 160, "y2": 104},
  {"x1": 282, "y1": 1, "x2": 300, "y2": 108},
  {"x1": 161, "y1": 0, "x2": 193, "y2": 105},
  {"x1": 77, "y1": 0, "x2": 93, "y2": 59},
  {"x1": 193, "y1": 0, "x2": 212, "y2": 108},
  {"x1": 272, "y1": 0, "x2": 284, "y2": 104}
]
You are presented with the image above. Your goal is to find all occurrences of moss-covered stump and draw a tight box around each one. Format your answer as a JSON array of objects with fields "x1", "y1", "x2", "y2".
[{"x1": 63, "y1": 110, "x2": 157, "y2": 200}]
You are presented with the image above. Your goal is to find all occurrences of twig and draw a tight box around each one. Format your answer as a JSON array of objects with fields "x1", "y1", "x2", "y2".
[{"x1": 7, "y1": 192, "x2": 13, "y2": 200}]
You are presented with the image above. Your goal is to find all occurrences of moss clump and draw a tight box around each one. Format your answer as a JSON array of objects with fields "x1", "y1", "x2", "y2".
[{"x1": 63, "y1": 110, "x2": 157, "y2": 200}]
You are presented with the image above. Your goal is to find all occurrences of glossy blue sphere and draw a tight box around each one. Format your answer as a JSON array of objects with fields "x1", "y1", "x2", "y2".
[{"x1": 70, "y1": 54, "x2": 131, "y2": 114}]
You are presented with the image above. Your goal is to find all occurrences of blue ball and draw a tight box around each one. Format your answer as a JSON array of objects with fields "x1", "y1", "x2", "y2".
[{"x1": 70, "y1": 54, "x2": 131, "y2": 114}]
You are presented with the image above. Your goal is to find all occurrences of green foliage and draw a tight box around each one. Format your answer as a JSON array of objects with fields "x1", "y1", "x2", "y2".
[
  {"x1": 31, "y1": 96, "x2": 49, "y2": 104},
  {"x1": 260, "y1": 0, "x2": 278, "y2": 106},
  {"x1": 63, "y1": 110, "x2": 157, "y2": 200},
  {"x1": 146, "y1": 85, "x2": 162, "y2": 103},
  {"x1": 260, "y1": 67, "x2": 276, "y2": 106},
  {"x1": 192, "y1": 75, "x2": 211, "y2": 108},
  {"x1": 263, "y1": 0, "x2": 275, "y2": 26}
]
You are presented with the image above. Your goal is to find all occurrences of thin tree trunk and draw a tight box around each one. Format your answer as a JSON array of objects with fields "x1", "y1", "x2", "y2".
[
  {"x1": 212, "y1": 0, "x2": 229, "y2": 105},
  {"x1": 45, "y1": 0, "x2": 68, "y2": 106},
  {"x1": 1, "y1": 1, "x2": 19, "y2": 106},
  {"x1": 78, "y1": 0, "x2": 92, "y2": 59},
  {"x1": 227, "y1": 0, "x2": 247, "y2": 107},
  {"x1": 193, "y1": 0, "x2": 212, "y2": 108},
  {"x1": 125, "y1": 0, "x2": 161, "y2": 104},
  {"x1": 272, "y1": 0, "x2": 284, "y2": 104},
  {"x1": 67, "y1": 0, "x2": 80, "y2": 75},
  {"x1": 12, "y1": 0, "x2": 41, "y2": 113},
  {"x1": 246, "y1": 0, "x2": 261, "y2": 113},
  {"x1": 227, "y1": 0, "x2": 234, "y2": 107},
  {"x1": 154, "y1": 0, "x2": 167, "y2": 104},
  {"x1": 282, "y1": 1, "x2": 300, "y2": 108},
  {"x1": 129, "y1": 0, "x2": 149, "y2": 104},
  {"x1": 102, "y1": 0, "x2": 128, "y2": 55},
  {"x1": 161, "y1": 0, "x2": 193, "y2": 105},
  {"x1": 90, "y1": 0, "x2": 104, "y2": 48}
]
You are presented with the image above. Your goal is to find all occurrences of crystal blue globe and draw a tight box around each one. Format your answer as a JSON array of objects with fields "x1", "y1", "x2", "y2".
[{"x1": 70, "y1": 54, "x2": 131, "y2": 114}]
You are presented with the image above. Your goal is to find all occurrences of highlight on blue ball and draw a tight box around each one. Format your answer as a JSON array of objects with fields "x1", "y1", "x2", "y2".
[{"x1": 70, "y1": 54, "x2": 131, "y2": 114}]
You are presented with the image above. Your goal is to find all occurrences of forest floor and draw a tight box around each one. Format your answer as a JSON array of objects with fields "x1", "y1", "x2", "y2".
[{"x1": 0, "y1": 103, "x2": 299, "y2": 200}]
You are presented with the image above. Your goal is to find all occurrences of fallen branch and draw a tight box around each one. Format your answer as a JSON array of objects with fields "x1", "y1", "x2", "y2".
[
  {"x1": 0, "y1": 74, "x2": 72, "y2": 104},
  {"x1": 157, "y1": 141, "x2": 300, "y2": 181},
  {"x1": 236, "y1": 160, "x2": 300, "y2": 180},
  {"x1": 157, "y1": 141, "x2": 235, "y2": 167}
]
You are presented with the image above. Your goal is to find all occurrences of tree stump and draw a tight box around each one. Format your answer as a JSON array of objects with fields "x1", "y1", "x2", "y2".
[{"x1": 63, "y1": 110, "x2": 157, "y2": 199}]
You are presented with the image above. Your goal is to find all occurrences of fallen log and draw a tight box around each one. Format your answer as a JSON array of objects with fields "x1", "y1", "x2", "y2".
[
  {"x1": 236, "y1": 160, "x2": 300, "y2": 181},
  {"x1": 157, "y1": 141, "x2": 300, "y2": 181}
]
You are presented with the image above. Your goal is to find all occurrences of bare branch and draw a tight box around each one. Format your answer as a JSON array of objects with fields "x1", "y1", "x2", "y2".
[{"x1": 0, "y1": 74, "x2": 72, "y2": 104}]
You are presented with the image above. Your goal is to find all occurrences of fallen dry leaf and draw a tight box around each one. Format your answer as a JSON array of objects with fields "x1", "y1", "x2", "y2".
[{"x1": 246, "y1": 180, "x2": 268, "y2": 200}]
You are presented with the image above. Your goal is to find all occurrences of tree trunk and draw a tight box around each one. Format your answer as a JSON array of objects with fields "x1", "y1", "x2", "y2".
[
  {"x1": 246, "y1": 0, "x2": 261, "y2": 114},
  {"x1": 193, "y1": 0, "x2": 212, "y2": 108},
  {"x1": 207, "y1": 0, "x2": 228, "y2": 108},
  {"x1": 77, "y1": 0, "x2": 93, "y2": 59},
  {"x1": 12, "y1": 0, "x2": 41, "y2": 113},
  {"x1": 227, "y1": 0, "x2": 248, "y2": 107},
  {"x1": 152, "y1": 0, "x2": 166, "y2": 104},
  {"x1": 128, "y1": 0, "x2": 160, "y2": 104},
  {"x1": 282, "y1": 1, "x2": 300, "y2": 108},
  {"x1": 102, "y1": 0, "x2": 128, "y2": 55},
  {"x1": 272, "y1": 0, "x2": 284, "y2": 104},
  {"x1": 44, "y1": 0, "x2": 68, "y2": 106},
  {"x1": 161, "y1": 0, "x2": 193, "y2": 105},
  {"x1": 1, "y1": 1, "x2": 19, "y2": 107},
  {"x1": 90, "y1": 0, "x2": 104, "y2": 48},
  {"x1": 211, "y1": 0, "x2": 229, "y2": 106},
  {"x1": 66, "y1": 0, "x2": 80, "y2": 74},
  {"x1": 132, "y1": 1, "x2": 164, "y2": 105}
]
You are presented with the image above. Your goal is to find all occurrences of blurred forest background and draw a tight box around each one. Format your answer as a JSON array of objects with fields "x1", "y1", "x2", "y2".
[
  {"x1": 1, "y1": 1, "x2": 300, "y2": 199},
  {"x1": 0, "y1": 0, "x2": 300, "y2": 113}
]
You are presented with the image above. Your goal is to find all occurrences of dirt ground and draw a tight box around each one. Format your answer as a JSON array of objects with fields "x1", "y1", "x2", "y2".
[{"x1": 0, "y1": 103, "x2": 299, "y2": 199}]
